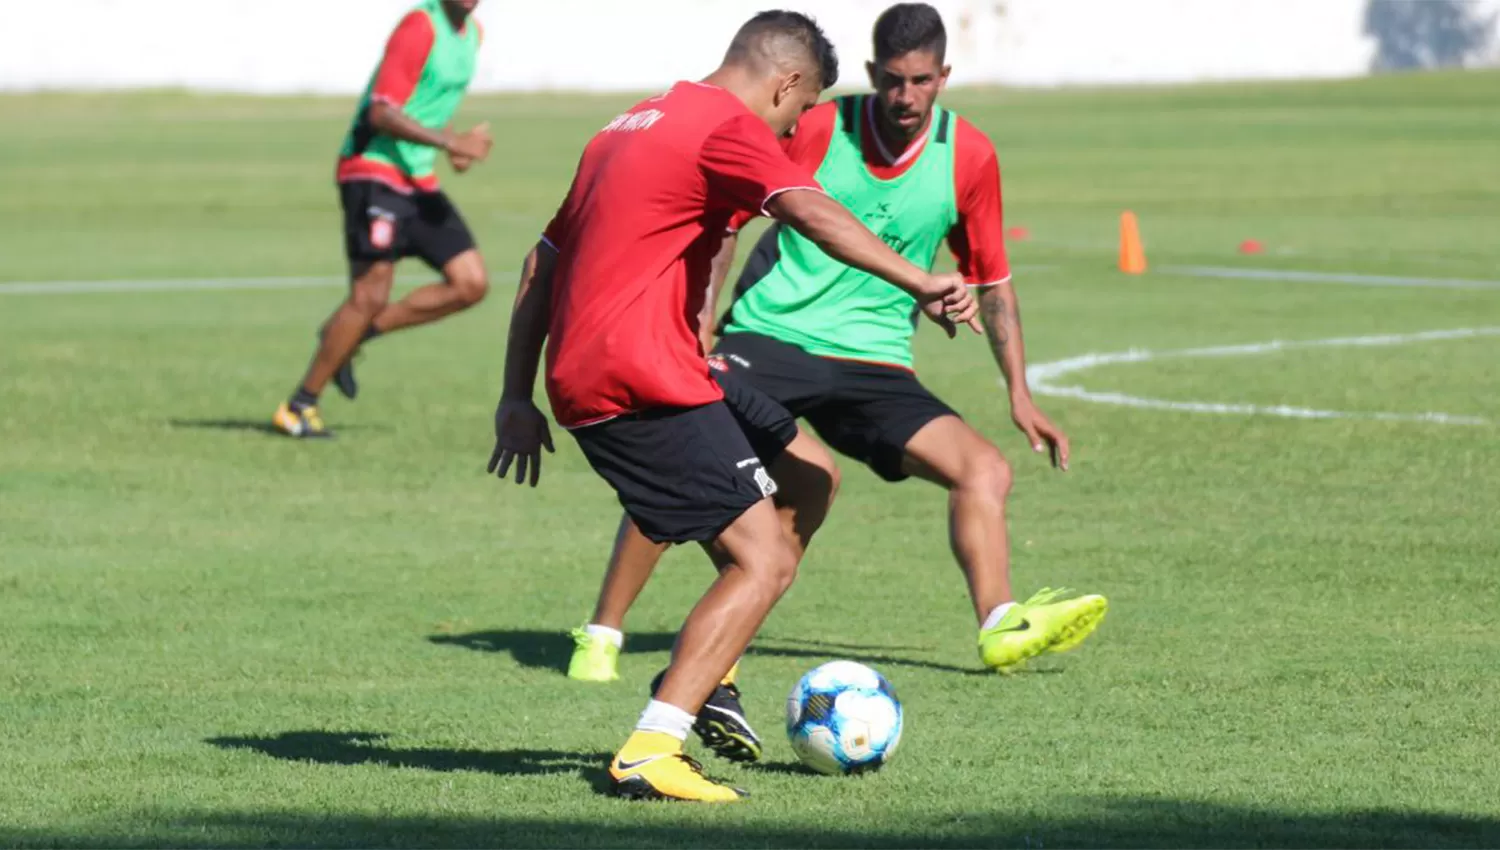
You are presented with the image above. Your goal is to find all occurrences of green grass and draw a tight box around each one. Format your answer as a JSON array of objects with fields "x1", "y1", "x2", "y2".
[{"x1": 2, "y1": 71, "x2": 1499, "y2": 848}]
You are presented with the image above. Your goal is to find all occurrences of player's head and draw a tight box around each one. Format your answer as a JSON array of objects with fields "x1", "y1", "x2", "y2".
[
  {"x1": 722, "y1": 10, "x2": 839, "y2": 136},
  {"x1": 867, "y1": 3, "x2": 951, "y2": 141}
]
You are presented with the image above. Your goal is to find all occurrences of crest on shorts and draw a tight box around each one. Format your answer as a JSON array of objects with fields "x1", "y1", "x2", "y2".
[
  {"x1": 368, "y1": 207, "x2": 397, "y2": 250},
  {"x1": 707, "y1": 354, "x2": 729, "y2": 373},
  {"x1": 753, "y1": 467, "x2": 778, "y2": 498}
]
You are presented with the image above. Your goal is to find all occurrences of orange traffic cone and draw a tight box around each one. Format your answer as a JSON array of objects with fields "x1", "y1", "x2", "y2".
[{"x1": 1119, "y1": 211, "x2": 1147, "y2": 274}]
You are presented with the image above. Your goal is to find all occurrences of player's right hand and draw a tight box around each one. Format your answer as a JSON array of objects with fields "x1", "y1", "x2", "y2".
[
  {"x1": 449, "y1": 122, "x2": 494, "y2": 166},
  {"x1": 918, "y1": 272, "x2": 982, "y2": 338},
  {"x1": 488, "y1": 397, "x2": 555, "y2": 488}
]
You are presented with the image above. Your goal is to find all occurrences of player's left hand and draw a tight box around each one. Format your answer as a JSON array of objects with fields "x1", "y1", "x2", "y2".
[
  {"x1": 488, "y1": 398, "x2": 555, "y2": 487},
  {"x1": 1011, "y1": 395, "x2": 1070, "y2": 471},
  {"x1": 919, "y1": 274, "x2": 983, "y2": 338}
]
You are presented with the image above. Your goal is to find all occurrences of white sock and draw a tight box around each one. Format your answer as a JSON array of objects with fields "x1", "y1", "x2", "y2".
[
  {"x1": 981, "y1": 602, "x2": 1018, "y2": 632},
  {"x1": 635, "y1": 699, "x2": 695, "y2": 741},
  {"x1": 585, "y1": 623, "x2": 623, "y2": 648}
]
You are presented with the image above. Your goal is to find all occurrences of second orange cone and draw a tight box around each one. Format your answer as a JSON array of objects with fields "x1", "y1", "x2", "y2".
[{"x1": 1119, "y1": 210, "x2": 1147, "y2": 274}]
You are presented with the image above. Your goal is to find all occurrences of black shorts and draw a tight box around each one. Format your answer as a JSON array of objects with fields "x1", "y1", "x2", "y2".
[
  {"x1": 710, "y1": 331, "x2": 957, "y2": 482},
  {"x1": 570, "y1": 376, "x2": 798, "y2": 544},
  {"x1": 338, "y1": 180, "x2": 476, "y2": 275}
]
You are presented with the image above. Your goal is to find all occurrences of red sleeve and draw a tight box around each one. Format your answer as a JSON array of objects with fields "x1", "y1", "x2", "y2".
[
  {"x1": 726, "y1": 103, "x2": 836, "y2": 233},
  {"x1": 371, "y1": 11, "x2": 437, "y2": 108},
  {"x1": 700, "y1": 114, "x2": 823, "y2": 219},
  {"x1": 948, "y1": 119, "x2": 1012, "y2": 287}
]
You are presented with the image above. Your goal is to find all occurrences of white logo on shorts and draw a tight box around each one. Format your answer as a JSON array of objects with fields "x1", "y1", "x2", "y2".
[
  {"x1": 736, "y1": 457, "x2": 761, "y2": 469},
  {"x1": 753, "y1": 467, "x2": 778, "y2": 498}
]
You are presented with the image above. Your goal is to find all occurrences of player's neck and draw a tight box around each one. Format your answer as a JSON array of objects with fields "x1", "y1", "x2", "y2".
[
  {"x1": 441, "y1": 6, "x2": 470, "y2": 32},
  {"x1": 868, "y1": 101, "x2": 932, "y2": 166},
  {"x1": 700, "y1": 68, "x2": 761, "y2": 114}
]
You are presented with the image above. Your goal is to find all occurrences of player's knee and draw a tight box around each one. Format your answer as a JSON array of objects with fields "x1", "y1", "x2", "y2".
[
  {"x1": 745, "y1": 534, "x2": 801, "y2": 595},
  {"x1": 452, "y1": 272, "x2": 489, "y2": 307},
  {"x1": 349, "y1": 283, "x2": 391, "y2": 315},
  {"x1": 963, "y1": 446, "x2": 1013, "y2": 504},
  {"x1": 445, "y1": 255, "x2": 489, "y2": 307}
]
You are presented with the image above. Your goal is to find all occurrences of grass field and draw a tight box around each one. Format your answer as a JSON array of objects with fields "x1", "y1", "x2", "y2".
[{"x1": 2, "y1": 70, "x2": 1499, "y2": 848}]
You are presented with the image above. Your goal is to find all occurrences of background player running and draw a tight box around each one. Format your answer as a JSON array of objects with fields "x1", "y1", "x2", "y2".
[
  {"x1": 489, "y1": 10, "x2": 978, "y2": 802},
  {"x1": 567, "y1": 4, "x2": 1107, "y2": 714},
  {"x1": 274, "y1": 0, "x2": 494, "y2": 438}
]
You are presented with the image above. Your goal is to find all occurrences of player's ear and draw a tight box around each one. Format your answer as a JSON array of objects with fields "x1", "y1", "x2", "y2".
[
  {"x1": 866, "y1": 61, "x2": 879, "y2": 89},
  {"x1": 939, "y1": 64, "x2": 953, "y2": 92},
  {"x1": 775, "y1": 71, "x2": 803, "y2": 106}
]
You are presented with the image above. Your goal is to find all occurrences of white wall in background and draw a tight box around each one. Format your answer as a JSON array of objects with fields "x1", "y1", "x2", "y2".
[{"x1": 1, "y1": 0, "x2": 1496, "y2": 93}]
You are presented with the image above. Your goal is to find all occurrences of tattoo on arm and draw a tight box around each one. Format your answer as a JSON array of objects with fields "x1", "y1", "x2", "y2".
[{"x1": 981, "y1": 286, "x2": 1010, "y2": 347}]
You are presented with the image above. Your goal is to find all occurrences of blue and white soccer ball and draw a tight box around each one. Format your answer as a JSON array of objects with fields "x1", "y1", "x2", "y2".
[{"x1": 785, "y1": 660, "x2": 903, "y2": 775}]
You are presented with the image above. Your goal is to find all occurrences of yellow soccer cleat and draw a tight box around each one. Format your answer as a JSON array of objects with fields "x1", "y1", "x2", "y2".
[
  {"x1": 609, "y1": 731, "x2": 745, "y2": 802},
  {"x1": 978, "y1": 587, "x2": 1108, "y2": 672},
  {"x1": 566, "y1": 627, "x2": 620, "y2": 682},
  {"x1": 272, "y1": 403, "x2": 332, "y2": 439}
]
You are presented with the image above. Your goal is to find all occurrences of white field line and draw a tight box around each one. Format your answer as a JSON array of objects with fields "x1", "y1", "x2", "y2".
[
  {"x1": 3, "y1": 263, "x2": 1497, "y2": 295},
  {"x1": 0, "y1": 276, "x2": 344, "y2": 295},
  {"x1": 1026, "y1": 327, "x2": 1500, "y2": 426}
]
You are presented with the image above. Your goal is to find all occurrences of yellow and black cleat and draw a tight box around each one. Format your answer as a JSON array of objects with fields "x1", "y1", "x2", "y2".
[
  {"x1": 272, "y1": 403, "x2": 332, "y2": 439},
  {"x1": 609, "y1": 732, "x2": 745, "y2": 803}
]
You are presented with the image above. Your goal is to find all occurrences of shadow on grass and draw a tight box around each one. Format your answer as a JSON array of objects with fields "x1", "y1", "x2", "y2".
[
  {"x1": 428, "y1": 629, "x2": 992, "y2": 676},
  {"x1": 206, "y1": 731, "x2": 609, "y2": 791},
  {"x1": 167, "y1": 418, "x2": 385, "y2": 435},
  {"x1": 5, "y1": 800, "x2": 1497, "y2": 849},
  {"x1": 167, "y1": 418, "x2": 285, "y2": 436}
]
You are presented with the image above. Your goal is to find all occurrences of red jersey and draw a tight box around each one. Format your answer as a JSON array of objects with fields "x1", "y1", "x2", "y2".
[
  {"x1": 541, "y1": 82, "x2": 822, "y2": 428},
  {"x1": 732, "y1": 98, "x2": 1010, "y2": 287}
]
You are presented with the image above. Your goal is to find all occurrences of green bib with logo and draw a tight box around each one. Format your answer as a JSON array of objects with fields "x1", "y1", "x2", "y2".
[{"x1": 723, "y1": 95, "x2": 959, "y2": 368}]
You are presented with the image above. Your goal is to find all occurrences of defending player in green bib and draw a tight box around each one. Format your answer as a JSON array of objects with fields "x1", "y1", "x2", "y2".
[
  {"x1": 273, "y1": 0, "x2": 495, "y2": 440},
  {"x1": 726, "y1": 94, "x2": 958, "y2": 368},
  {"x1": 566, "y1": 4, "x2": 1110, "y2": 745}
]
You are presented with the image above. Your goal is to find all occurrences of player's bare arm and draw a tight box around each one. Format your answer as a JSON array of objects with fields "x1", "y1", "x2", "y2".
[
  {"x1": 368, "y1": 102, "x2": 493, "y2": 164},
  {"x1": 767, "y1": 189, "x2": 981, "y2": 334},
  {"x1": 699, "y1": 232, "x2": 740, "y2": 352},
  {"x1": 978, "y1": 281, "x2": 1070, "y2": 470},
  {"x1": 489, "y1": 241, "x2": 558, "y2": 487}
]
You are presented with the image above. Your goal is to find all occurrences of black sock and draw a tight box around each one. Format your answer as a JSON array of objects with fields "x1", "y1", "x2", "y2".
[
  {"x1": 361, "y1": 325, "x2": 384, "y2": 343},
  {"x1": 290, "y1": 387, "x2": 320, "y2": 411}
]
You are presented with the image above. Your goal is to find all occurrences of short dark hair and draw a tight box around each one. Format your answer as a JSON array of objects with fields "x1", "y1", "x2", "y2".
[
  {"x1": 727, "y1": 10, "x2": 840, "y2": 89},
  {"x1": 873, "y1": 3, "x2": 947, "y2": 63}
]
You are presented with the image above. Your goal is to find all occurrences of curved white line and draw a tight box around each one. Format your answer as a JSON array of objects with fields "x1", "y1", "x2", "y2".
[{"x1": 1026, "y1": 327, "x2": 1500, "y2": 426}]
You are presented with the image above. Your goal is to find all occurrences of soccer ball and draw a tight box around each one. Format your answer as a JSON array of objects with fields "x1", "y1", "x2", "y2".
[{"x1": 785, "y1": 660, "x2": 903, "y2": 775}]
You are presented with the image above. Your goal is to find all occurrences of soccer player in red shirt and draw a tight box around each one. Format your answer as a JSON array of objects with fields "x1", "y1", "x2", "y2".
[
  {"x1": 569, "y1": 3, "x2": 1106, "y2": 699},
  {"x1": 488, "y1": 11, "x2": 978, "y2": 802},
  {"x1": 272, "y1": 0, "x2": 494, "y2": 439}
]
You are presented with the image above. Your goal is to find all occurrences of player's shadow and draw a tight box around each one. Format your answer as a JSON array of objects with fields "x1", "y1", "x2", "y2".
[
  {"x1": 428, "y1": 629, "x2": 994, "y2": 676},
  {"x1": 167, "y1": 418, "x2": 383, "y2": 435},
  {"x1": 207, "y1": 730, "x2": 610, "y2": 790},
  {"x1": 168, "y1": 418, "x2": 284, "y2": 435}
]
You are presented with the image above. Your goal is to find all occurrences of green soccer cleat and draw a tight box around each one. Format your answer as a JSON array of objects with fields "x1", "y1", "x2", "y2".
[
  {"x1": 567, "y1": 626, "x2": 620, "y2": 682},
  {"x1": 978, "y1": 587, "x2": 1108, "y2": 673}
]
